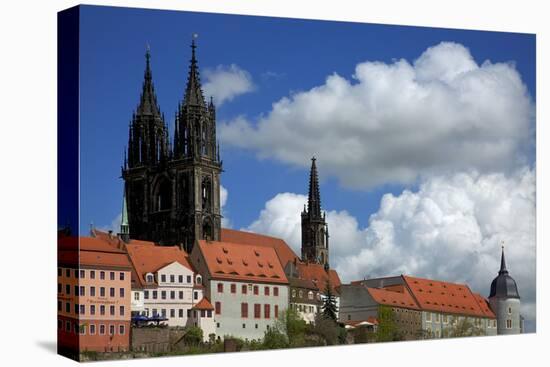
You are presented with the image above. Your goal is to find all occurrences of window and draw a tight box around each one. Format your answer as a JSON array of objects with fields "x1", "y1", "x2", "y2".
[
  {"x1": 100, "y1": 271, "x2": 105, "y2": 280},
  {"x1": 58, "y1": 268, "x2": 62, "y2": 277},
  {"x1": 152, "y1": 291, "x2": 158, "y2": 299},
  {"x1": 253, "y1": 286, "x2": 259, "y2": 295},
  {"x1": 110, "y1": 287, "x2": 115, "y2": 297},
  {"x1": 215, "y1": 302, "x2": 221, "y2": 315},
  {"x1": 506, "y1": 319, "x2": 512, "y2": 329},
  {"x1": 90, "y1": 270, "x2": 95, "y2": 279},
  {"x1": 201, "y1": 310, "x2": 206, "y2": 317},
  {"x1": 58, "y1": 283, "x2": 62, "y2": 293},
  {"x1": 100, "y1": 287, "x2": 105, "y2": 297},
  {"x1": 231, "y1": 284, "x2": 236, "y2": 294},
  {"x1": 179, "y1": 309, "x2": 184, "y2": 318},
  {"x1": 146, "y1": 274, "x2": 154, "y2": 283},
  {"x1": 264, "y1": 287, "x2": 270, "y2": 296},
  {"x1": 170, "y1": 291, "x2": 175, "y2": 299},
  {"x1": 493, "y1": 320, "x2": 497, "y2": 328},
  {"x1": 308, "y1": 291, "x2": 313, "y2": 300},
  {"x1": 207, "y1": 310, "x2": 212, "y2": 318},
  {"x1": 74, "y1": 269, "x2": 79, "y2": 278},
  {"x1": 274, "y1": 287, "x2": 279, "y2": 297},
  {"x1": 109, "y1": 325, "x2": 115, "y2": 335},
  {"x1": 79, "y1": 286, "x2": 85, "y2": 296},
  {"x1": 179, "y1": 291, "x2": 184, "y2": 300},
  {"x1": 152, "y1": 309, "x2": 158, "y2": 316},
  {"x1": 179, "y1": 275, "x2": 183, "y2": 283},
  {"x1": 170, "y1": 309, "x2": 175, "y2": 318},
  {"x1": 119, "y1": 325, "x2": 125, "y2": 335},
  {"x1": 134, "y1": 292, "x2": 140, "y2": 301},
  {"x1": 120, "y1": 306, "x2": 125, "y2": 316},
  {"x1": 194, "y1": 291, "x2": 198, "y2": 300},
  {"x1": 299, "y1": 290, "x2": 303, "y2": 298},
  {"x1": 80, "y1": 305, "x2": 85, "y2": 315},
  {"x1": 242, "y1": 285, "x2": 247, "y2": 294},
  {"x1": 65, "y1": 269, "x2": 70, "y2": 277},
  {"x1": 254, "y1": 304, "x2": 261, "y2": 318},
  {"x1": 241, "y1": 303, "x2": 248, "y2": 318},
  {"x1": 109, "y1": 271, "x2": 114, "y2": 281},
  {"x1": 187, "y1": 275, "x2": 192, "y2": 283},
  {"x1": 75, "y1": 304, "x2": 79, "y2": 314},
  {"x1": 120, "y1": 272, "x2": 125, "y2": 281},
  {"x1": 161, "y1": 274, "x2": 166, "y2": 283},
  {"x1": 435, "y1": 313, "x2": 440, "y2": 323},
  {"x1": 170, "y1": 275, "x2": 175, "y2": 283},
  {"x1": 90, "y1": 324, "x2": 96, "y2": 335},
  {"x1": 187, "y1": 309, "x2": 191, "y2": 318},
  {"x1": 161, "y1": 309, "x2": 166, "y2": 317},
  {"x1": 80, "y1": 270, "x2": 85, "y2": 278},
  {"x1": 426, "y1": 313, "x2": 431, "y2": 322},
  {"x1": 110, "y1": 305, "x2": 115, "y2": 316},
  {"x1": 508, "y1": 307, "x2": 512, "y2": 315},
  {"x1": 161, "y1": 291, "x2": 166, "y2": 300},
  {"x1": 443, "y1": 315, "x2": 448, "y2": 324},
  {"x1": 65, "y1": 320, "x2": 71, "y2": 332},
  {"x1": 74, "y1": 285, "x2": 78, "y2": 295},
  {"x1": 100, "y1": 305, "x2": 105, "y2": 315},
  {"x1": 65, "y1": 284, "x2": 70, "y2": 295},
  {"x1": 242, "y1": 323, "x2": 246, "y2": 329},
  {"x1": 90, "y1": 286, "x2": 95, "y2": 297},
  {"x1": 274, "y1": 305, "x2": 279, "y2": 318},
  {"x1": 218, "y1": 283, "x2": 224, "y2": 293},
  {"x1": 99, "y1": 324, "x2": 105, "y2": 335},
  {"x1": 90, "y1": 305, "x2": 96, "y2": 315},
  {"x1": 144, "y1": 290, "x2": 149, "y2": 299},
  {"x1": 196, "y1": 276, "x2": 202, "y2": 284},
  {"x1": 291, "y1": 289, "x2": 296, "y2": 298},
  {"x1": 80, "y1": 324, "x2": 86, "y2": 335}
]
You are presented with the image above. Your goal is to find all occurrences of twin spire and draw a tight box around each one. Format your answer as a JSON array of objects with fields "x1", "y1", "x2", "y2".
[
  {"x1": 184, "y1": 38, "x2": 207, "y2": 107},
  {"x1": 307, "y1": 157, "x2": 323, "y2": 218}
]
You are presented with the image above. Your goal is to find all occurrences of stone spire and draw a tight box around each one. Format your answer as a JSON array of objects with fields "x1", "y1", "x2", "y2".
[
  {"x1": 307, "y1": 157, "x2": 322, "y2": 218},
  {"x1": 119, "y1": 191, "x2": 130, "y2": 243},
  {"x1": 183, "y1": 38, "x2": 206, "y2": 107},
  {"x1": 136, "y1": 46, "x2": 161, "y2": 117}
]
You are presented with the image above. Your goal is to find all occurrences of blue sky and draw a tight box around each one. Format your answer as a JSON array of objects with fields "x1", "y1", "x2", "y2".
[
  {"x1": 79, "y1": 5, "x2": 535, "y2": 232},
  {"x1": 77, "y1": 5, "x2": 536, "y2": 330}
]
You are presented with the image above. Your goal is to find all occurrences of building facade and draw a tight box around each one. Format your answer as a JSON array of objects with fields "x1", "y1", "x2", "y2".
[
  {"x1": 190, "y1": 239, "x2": 290, "y2": 341},
  {"x1": 123, "y1": 40, "x2": 222, "y2": 253},
  {"x1": 340, "y1": 275, "x2": 497, "y2": 340},
  {"x1": 58, "y1": 236, "x2": 132, "y2": 354}
]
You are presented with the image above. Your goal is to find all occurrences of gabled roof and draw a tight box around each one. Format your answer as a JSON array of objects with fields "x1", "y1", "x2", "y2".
[
  {"x1": 58, "y1": 236, "x2": 132, "y2": 269},
  {"x1": 192, "y1": 297, "x2": 214, "y2": 310},
  {"x1": 125, "y1": 243, "x2": 194, "y2": 288},
  {"x1": 402, "y1": 275, "x2": 495, "y2": 318},
  {"x1": 367, "y1": 287, "x2": 420, "y2": 310},
  {"x1": 220, "y1": 228, "x2": 299, "y2": 268},
  {"x1": 196, "y1": 240, "x2": 288, "y2": 284},
  {"x1": 296, "y1": 262, "x2": 341, "y2": 294}
]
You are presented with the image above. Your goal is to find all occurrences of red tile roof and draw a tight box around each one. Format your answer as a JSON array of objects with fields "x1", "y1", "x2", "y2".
[
  {"x1": 221, "y1": 228, "x2": 299, "y2": 268},
  {"x1": 58, "y1": 236, "x2": 132, "y2": 269},
  {"x1": 367, "y1": 287, "x2": 420, "y2": 310},
  {"x1": 125, "y1": 243, "x2": 194, "y2": 288},
  {"x1": 192, "y1": 297, "x2": 214, "y2": 310},
  {"x1": 296, "y1": 262, "x2": 341, "y2": 294},
  {"x1": 402, "y1": 275, "x2": 495, "y2": 318},
  {"x1": 196, "y1": 240, "x2": 288, "y2": 284}
]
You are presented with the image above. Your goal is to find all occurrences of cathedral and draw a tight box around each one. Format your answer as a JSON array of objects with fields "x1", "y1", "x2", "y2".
[
  {"x1": 122, "y1": 40, "x2": 330, "y2": 269},
  {"x1": 122, "y1": 40, "x2": 222, "y2": 253}
]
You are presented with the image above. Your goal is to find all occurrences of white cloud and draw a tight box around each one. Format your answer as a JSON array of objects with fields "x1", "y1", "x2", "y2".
[
  {"x1": 220, "y1": 185, "x2": 231, "y2": 228},
  {"x1": 243, "y1": 168, "x2": 536, "y2": 329},
  {"x1": 203, "y1": 64, "x2": 254, "y2": 106},
  {"x1": 98, "y1": 213, "x2": 122, "y2": 234},
  {"x1": 220, "y1": 42, "x2": 534, "y2": 189}
]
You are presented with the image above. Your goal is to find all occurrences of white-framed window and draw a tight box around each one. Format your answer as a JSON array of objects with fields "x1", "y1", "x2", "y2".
[
  {"x1": 508, "y1": 307, "x2": 512, "y2": 315},
  {"x1": 90, "y1": 324, "x2": 96, "y2": 335},
  {"x1": 196, "y1": 275, "x2": 202, "y2": 284},
  {"x1": 119, "y1": 325, "x2": 125, "y2": 335},
  {"x1": 435, "y1": 313, "x2": 440, "y2": 323},
  {"x1": 426, "y1": 312, "x2": 431, "y2": 322},
  {"x1": 134, "y1": 292, "x2": 140, "y2": 301},
  {"x1": 146, "y1": 273, "x2": 154, "y2": 283}
]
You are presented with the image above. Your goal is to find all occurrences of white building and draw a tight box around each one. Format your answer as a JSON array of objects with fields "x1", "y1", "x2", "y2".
[
  {"x1": 190, "y1": 239, "x2": 290, "y2": 341},
  {"x1": 125, "y1": 242, "x2": 214, "y2": 334}
]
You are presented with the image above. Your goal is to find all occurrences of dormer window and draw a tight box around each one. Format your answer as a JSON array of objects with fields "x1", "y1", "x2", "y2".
[
  {"x1": 146, "y1": 274, "x2": 154, "y2": 283},
  {"x1": 196, "y1": 275, "x2": 202, "y2": 285}
]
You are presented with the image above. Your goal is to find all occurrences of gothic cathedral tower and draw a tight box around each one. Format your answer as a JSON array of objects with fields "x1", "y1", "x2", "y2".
[
  {"x1": 301, "y1": 157, "x2": 329, "y2": 268},
  {"x1": 122, "y1": 40, "x2": 222, "y2": 253}
]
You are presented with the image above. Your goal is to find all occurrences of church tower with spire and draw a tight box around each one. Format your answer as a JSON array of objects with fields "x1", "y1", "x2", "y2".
[
  {"x1": 122, "y1": 39, "x2": 222, "y2": 252},
  {"x1": 489, "y1": 246, "x2": 522, "y2": 335},
  {"x1": 301, "y1": 157, "x2": 329, "y2": 267}
]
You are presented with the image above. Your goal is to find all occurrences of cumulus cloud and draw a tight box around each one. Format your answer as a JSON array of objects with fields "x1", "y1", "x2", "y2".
[
  {"x1": 220, "y1": 185, "x2": 231, "y2": 228},
  {"x1": 243, "y1": 168, "x2": 536, "y2": 329},
  {"x1": 220, "y1": 42, "x2": 534, "y2": 189},
  {"x1": 203, "y1": 64, "x2": 254, "y2": 106}
]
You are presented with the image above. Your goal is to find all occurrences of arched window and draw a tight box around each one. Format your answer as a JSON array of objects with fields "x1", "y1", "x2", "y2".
[
  {"x1": 196, "y1": 275, "x2": 202, "y2": 285},
  {"x1": 201, "y1": 177, "x2": 212, "y2": 211},
  {"x1": 146, "y1": 274, "x2": 154, "y2": 283},
  {"x1": 154, "y1": 178, "x2": 171, "y2": 211}
]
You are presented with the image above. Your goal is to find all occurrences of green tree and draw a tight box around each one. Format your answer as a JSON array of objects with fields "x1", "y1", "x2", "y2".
[
  {"x1": 313, "y1": 311, "x2": 345, "y2": 345},
  {"x1": 376, "y1": 305, "x2": 399, "y2": 342},
  {"x1": 183, "y1": 326, "x2": 203, "y2": 346},
  {"x1": 262, "y1": 327, "x2": 289, "y2": 349},
  {"x1": 276, "y1": 307, "x2": 308, "y2": 347},
  {"x1": 321, "y1": 279, "x2": 338, "y2": 321},
  {"x1": 442, "y1": 317, "x2": 485, "y2": 338}
]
